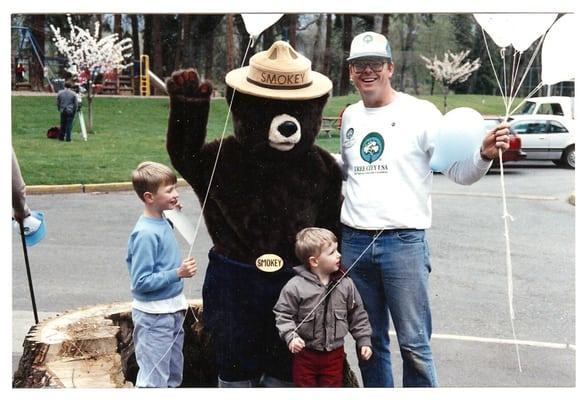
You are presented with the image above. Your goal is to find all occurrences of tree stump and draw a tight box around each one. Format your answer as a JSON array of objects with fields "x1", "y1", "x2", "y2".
[{"x1": 13, "y1": 300, "x2": 360, "y2": 388}]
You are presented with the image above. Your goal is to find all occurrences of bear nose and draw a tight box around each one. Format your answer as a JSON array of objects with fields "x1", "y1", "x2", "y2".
[{"x1": 278, "y1": 121, "x2": 298, "y2": 137}]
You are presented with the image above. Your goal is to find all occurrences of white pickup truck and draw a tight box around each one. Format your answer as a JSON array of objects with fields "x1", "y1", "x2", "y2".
[{"x1": 513, "y1": 96, "x2": 575, "y2": 119}]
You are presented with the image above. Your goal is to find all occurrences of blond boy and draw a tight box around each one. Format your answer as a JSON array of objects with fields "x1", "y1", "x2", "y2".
[
  {"x1": 273, "y1": 227, "x2": 372, "y2": 387},
  {"x1": 126, "y1": 161, "x2": 197, "y2": 387}
]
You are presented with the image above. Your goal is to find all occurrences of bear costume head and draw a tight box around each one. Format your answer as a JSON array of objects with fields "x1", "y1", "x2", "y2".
[{"x1": 224, "y1": 41, "x2": 332, "y2": 158}]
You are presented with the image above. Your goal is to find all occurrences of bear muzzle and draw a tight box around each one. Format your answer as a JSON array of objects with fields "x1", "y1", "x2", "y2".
[{"x1": 268, "y1": 114, "x2": 301, "y2": 152}]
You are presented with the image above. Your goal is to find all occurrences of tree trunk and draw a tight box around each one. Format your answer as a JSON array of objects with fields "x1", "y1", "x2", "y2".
[
  {"x1": 92, "y1": 14, "x2": 103, "y2": 39},
  {"x1": 28, "y1": 15, "x2": 46, "y2": 91},
  {"x1": 381, "y1": 14, "x2": 390, "y2": 37},
  {"x1": 311, "y1": 14, "x2": 326, "y2": 72},
  {"x1": 143, "y1": 15, "x2": 152, "y2": 66},
  {"x1": 412, "y1": 63, "x2": 420, "y2": 95},
  {"x1": 323, "y1": 14, "x2": 332, "y2": 77},
  {"x1": 174, "y1": 15, "x2": 187, "y2": 70},
  {"x1": 203, "y1": 31, "x2": 215, "y2": 81},
  {"x1": 12, "y1": 300, "x2": 361, "y2": 388},
  {"x1": 262, "y1": 26, "x2": 274, "y2": 50},
  {"x1": 12, "y1": 300, "x2": 212, "y2": 388},
  {"x1": 130, "y1": 14, "x2": 141, "y2": 95},
  {"x1": 152, "y1": 15, "x2": 163, "y2": 95},
  {"x1": 234, "y1": 15, "x2": 254, "y2": 66},
  {"x1": 113, "y1": 14, "x2": 122, "y2": 37},
  {"x1": 87, "y1": 84, "x2": 94, "y2": 133},
  {"x1": 398, "y1": 15, "x2": 417, "y2": 91},
  {"x1": 443, "y1": 85, "x2": 449, "y2": 112},
  {"x1": 226, "y1": 14, "x2": 235, "y2": 72},
  {"x1": 288, "y1": 14, "x2": 297, "y2": 48},
  {"x1": 339, "y1": 14, "x2": 353, "y2": 96}
]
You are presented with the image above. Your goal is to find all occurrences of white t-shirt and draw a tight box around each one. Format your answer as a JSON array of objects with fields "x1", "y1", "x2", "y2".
[
  {"x1": 132, "y1": 292, "x2": 188, "y2": 314},
  {"x1": 339, "y1": 92, "x2": 491, "y2": 230}
]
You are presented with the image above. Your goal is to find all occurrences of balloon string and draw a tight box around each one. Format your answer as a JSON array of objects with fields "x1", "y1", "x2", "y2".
[
  {"x1": 480, "y1": 27, "x2": 509, "y2": 114},
  {"x1": 506, "y1": 35, "x2": 547, "y2": 117},
  {"x1": 482, "y1": 27, "x2": 522, "y2": 372},
  {"x1": 140, "y1": 38, "x2": 254, "y2": 386},
  {"x1": 497, "y1": 147, "x2": 522, "y2": 372},
  {"x1": 186, "y1": 37, "x2": 253, "y2": 258},
  {"x1": 508, "y1": 50, "x2": 520, "y2": 108},
  {"x1": 508, "y1": 82, "x2": 544, "y2": 117}
]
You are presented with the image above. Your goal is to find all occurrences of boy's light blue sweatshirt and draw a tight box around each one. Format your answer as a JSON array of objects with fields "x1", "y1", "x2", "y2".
[{"x1": 126, "y1": 215, "x2": 183, "y2": 302}]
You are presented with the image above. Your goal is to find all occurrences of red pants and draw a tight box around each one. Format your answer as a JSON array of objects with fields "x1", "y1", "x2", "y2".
[{"x1": 292, "y1": 346, "x2": 344, "y2": 387}]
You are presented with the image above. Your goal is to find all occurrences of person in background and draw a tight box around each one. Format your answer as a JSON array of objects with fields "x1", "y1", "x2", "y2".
[
  {"x1": 56, "y1": 81, "x2": 79, "y2": 142},
  {"x1": 16, "y1": 63, "x2": 26, "y2": 82}
]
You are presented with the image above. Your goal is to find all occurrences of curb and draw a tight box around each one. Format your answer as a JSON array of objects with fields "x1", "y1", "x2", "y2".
[{"x1": 27, "y1": 178, "x2": 190, "y2": 195}]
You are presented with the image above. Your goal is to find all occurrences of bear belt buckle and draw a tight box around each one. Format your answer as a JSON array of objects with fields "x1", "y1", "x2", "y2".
[{"x1": 256, "y1": 254, "x2": 284, "y2": 273}]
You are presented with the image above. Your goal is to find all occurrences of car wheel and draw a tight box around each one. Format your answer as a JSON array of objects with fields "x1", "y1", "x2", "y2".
[{"x1": 561, "y1": 146, "x2": 575, "y2": 169}]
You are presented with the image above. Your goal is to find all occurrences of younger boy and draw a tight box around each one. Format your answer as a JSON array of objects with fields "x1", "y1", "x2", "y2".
[
  {"x1": 126, "y1": 161, "x2": 197, "y2": 388},
  {"x1": 273, "y1": 227, "x2": 372, "y2": 387}
]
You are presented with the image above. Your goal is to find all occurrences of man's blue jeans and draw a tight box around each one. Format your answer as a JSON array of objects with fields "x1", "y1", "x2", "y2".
[
  {"x1": 59, "y1": 111, "x2": 75, "y2": 141},
  {"x1": 341, "y1": 225, "x2": 438, "y2": 387}
]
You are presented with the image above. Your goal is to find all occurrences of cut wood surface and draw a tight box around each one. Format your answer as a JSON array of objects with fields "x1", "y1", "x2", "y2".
[{"x1": 13, "y1": 299, "x2": 359, "y2": 388}]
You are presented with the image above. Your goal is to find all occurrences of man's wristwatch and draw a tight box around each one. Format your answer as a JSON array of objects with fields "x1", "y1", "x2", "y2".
[{"x1": 480, "y1": 147, "x2": 493, "y2": 161}]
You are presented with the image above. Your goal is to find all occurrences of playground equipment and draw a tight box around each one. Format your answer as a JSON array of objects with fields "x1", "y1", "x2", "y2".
[
  {"x1": 12, "y1": 26, "x2": 63, "y2": 92},
  {"x1": 139, "y1": 54, "x2": 150, "y2": 96},
  {"x1": 139, "y1": 54, "x2": 167, "y2": 95}
]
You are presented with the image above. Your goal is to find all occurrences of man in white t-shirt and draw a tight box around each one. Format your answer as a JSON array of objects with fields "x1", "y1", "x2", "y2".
[{"x1": 339, "y1": 31, "x2": 510, "y2": 388}]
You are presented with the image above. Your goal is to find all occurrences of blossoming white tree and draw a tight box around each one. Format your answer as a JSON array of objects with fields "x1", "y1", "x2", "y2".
[
  {"x1": 420, "y1": 50, "x2": 481, "y2": 112},
  {"x1": 50, "y1": 16, "x2": 133, "y2": 133}
]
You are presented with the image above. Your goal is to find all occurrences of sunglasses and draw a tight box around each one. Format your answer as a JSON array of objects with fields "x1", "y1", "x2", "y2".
[{"x1": 351, "y1": 60, "x2": 386, "y2": 73}]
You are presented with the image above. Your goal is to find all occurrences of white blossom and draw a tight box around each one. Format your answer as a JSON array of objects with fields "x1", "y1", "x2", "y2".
[
  {"x1": 420, "y1": 50, "x2": 481, "y2": 87},
  {"x1": 50, "y1": 15, "x2": 133, "y2": 83}
]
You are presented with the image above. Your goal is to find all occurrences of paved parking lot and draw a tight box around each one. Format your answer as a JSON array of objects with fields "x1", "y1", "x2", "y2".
[{"x1": 10, "y1": 161, "x2": 576, "y2": 388}]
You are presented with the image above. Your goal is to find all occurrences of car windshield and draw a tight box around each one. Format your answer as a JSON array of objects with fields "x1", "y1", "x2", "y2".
[{"x1": 518, "y1": 101, "x2": 536, "y2": 115}]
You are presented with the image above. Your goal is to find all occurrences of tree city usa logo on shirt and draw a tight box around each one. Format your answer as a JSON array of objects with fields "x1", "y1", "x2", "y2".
[
  {"x1": 360, "y1": 132, "x2": 384, "y2": 163},
  {"x1": 355, "y1": 132, "x2": 389, "y2": 174}
]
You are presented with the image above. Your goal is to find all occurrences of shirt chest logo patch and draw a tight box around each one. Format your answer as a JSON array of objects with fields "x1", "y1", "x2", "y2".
[
  {"x1": 343, "y1": 127, "x2": 356, "y2": 148},
  {"x1": 360, "y1": 132, "x2": 385, "y2": 164}
]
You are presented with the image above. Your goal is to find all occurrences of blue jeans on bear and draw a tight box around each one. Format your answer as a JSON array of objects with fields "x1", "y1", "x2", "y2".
[
  {"x1": 132, "y1": 308, "x2": 185, "y2": 388},
  {"x1": 202, "y1": 249, "x2": 295, "y2": 385},
  {"x1": 341, "y1": 225, "x2": 438, "y2": 387}
]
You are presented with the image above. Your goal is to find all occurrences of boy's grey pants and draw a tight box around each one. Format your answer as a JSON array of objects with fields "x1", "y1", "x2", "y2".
[{"x1": 132, "y1": 308, "x2": 185, "y2": 388}]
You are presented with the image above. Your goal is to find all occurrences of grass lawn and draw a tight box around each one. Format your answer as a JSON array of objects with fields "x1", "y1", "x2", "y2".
[{"x1": 12, "y1": 93, "x2": 510, "y2": 185}]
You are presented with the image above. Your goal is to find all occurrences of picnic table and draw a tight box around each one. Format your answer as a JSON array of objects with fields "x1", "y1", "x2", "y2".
[{"x1": 319, "y1": 116, "x2": 340, "y2": 138}]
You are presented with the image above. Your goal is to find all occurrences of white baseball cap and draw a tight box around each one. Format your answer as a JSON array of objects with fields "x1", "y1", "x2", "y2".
[{"x1": 347, "y1": 32, "x2": 392, "y2": 61}]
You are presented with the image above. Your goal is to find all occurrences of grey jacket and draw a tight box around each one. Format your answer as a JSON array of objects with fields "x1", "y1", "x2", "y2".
[
  {"x1": 273, "y1": 265, "x2": 372, "y2": 352},
  {"x1": 57, "y1": 88, "x2": 78, "y2": 114}
]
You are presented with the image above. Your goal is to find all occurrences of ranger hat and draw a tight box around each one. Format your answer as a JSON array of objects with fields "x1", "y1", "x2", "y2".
[
  {"x1": 347, "y1": 31, "x2": 392, "y2": 61},
  {"x1": 225, "y1": 40, "x2": 332, "y2": 100}
]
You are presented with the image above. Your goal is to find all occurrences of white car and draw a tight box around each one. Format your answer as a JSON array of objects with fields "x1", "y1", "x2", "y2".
[{"x1": 509, "y1": 115, "x2": 575, "y2": 168}]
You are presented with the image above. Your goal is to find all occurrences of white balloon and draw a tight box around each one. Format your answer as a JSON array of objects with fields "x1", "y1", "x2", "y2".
[
  {"x1": 241, "y1": 14, "x2": 284, "y2": 39},
  {"x1": 474, "y1": 14, "x2": 512, "y2": 48},
  {"x1": 542, "y1": 14, "x2": 576, "y2": 85},
  {"x1": 430, "y1": 108, "x2": 485, "y2": 172},
  {"x1": 474, "y1": 13, "x2": 557, "y2": 51},
  {"x1": 510, "y1": 14, "x2": 557, "y2": 52}
]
